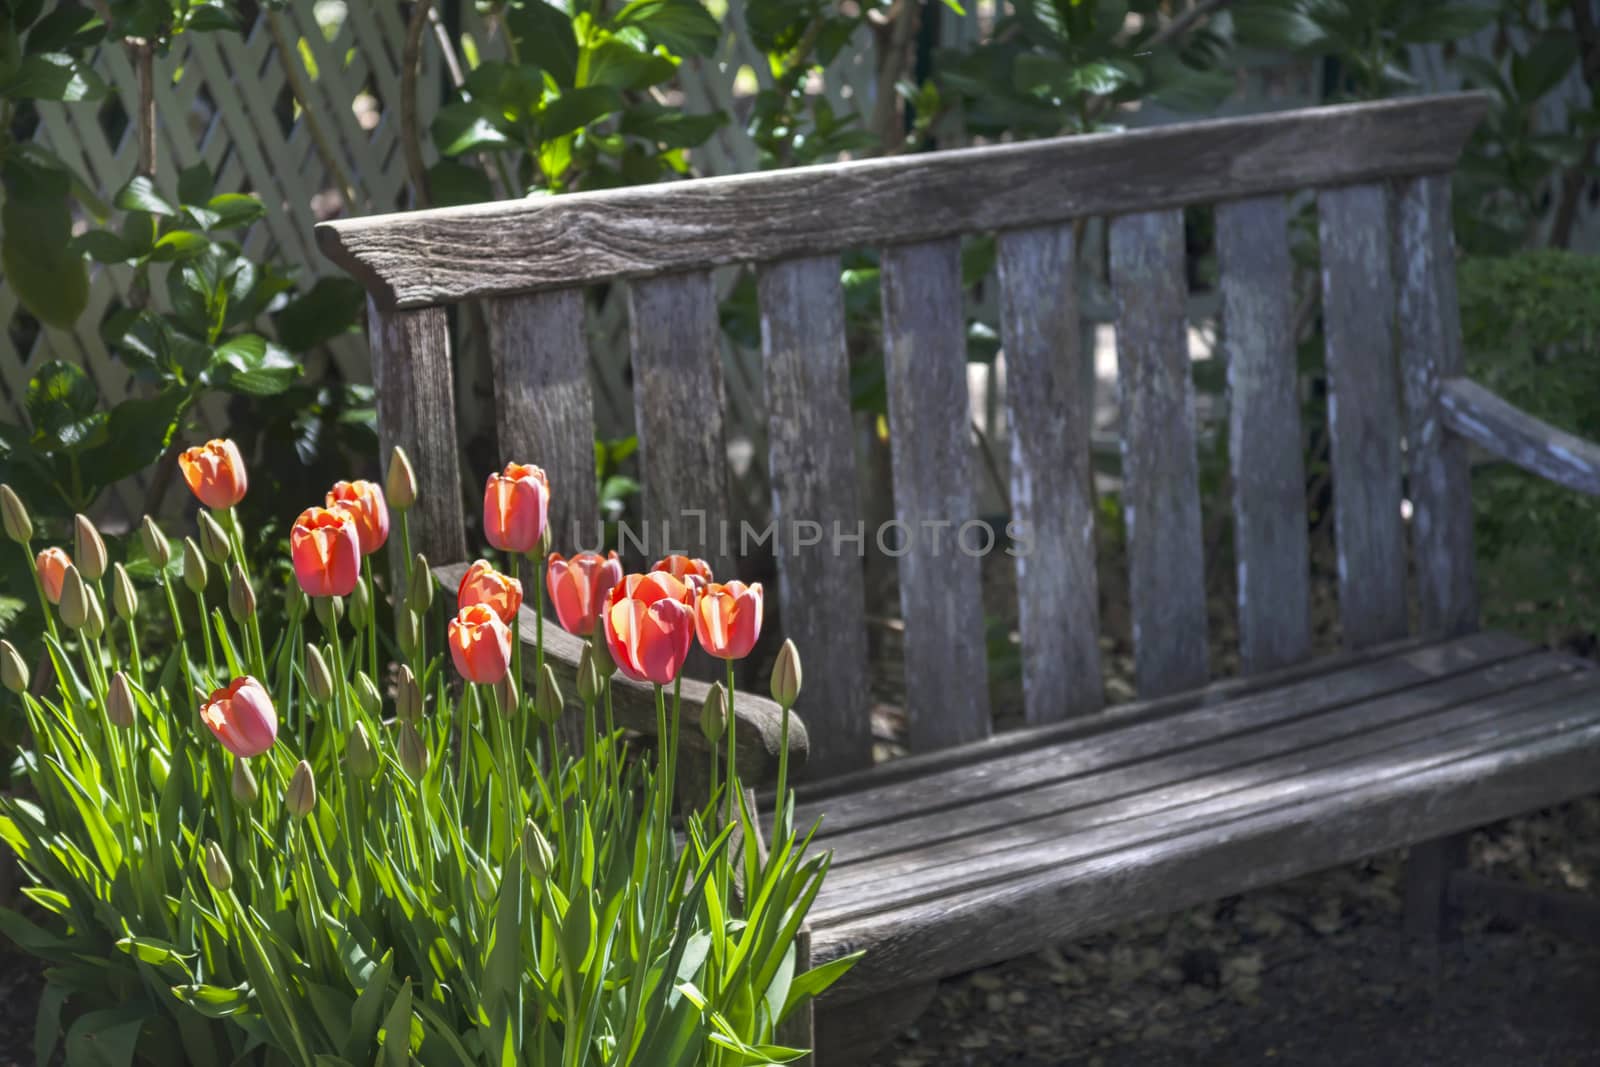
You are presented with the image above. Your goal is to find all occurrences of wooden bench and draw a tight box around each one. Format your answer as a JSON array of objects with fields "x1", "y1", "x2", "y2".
[{"x1": 319, "y1": 92, "x2": 1600, "y2": 1060}]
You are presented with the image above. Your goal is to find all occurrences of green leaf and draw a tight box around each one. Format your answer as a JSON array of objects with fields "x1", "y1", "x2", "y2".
[
  {"x1": 80, "y1": 386, "x2": 189, "y2": 483},
  {"x1": 34, "y1": 983, "x2": 66, "y2": 1067},
  {"x1": 24, "y1": 361, "x2": 99, "y2": 450},
  {"x1": 71, "y1": 229, "x2": 139, "y2": 263},
  {"x1": 172, "y1": 982, "x2": 252, "y2": 1019},
  {"x1": 2, "y1": 159, "x2": 89, "y2": 329},
  {"x1": 1, "y1": 52, "x2": 107, "y2": 100},
  {"x1": 425, "y1": 159, "x2": 494, "y2": 207},
  {"x1": 184, "y1": 2, "x2": 241, "y2": 32},
  {"x1": 116, "y1": 934, "x2": 196, "y2": 970},
  {"x1": 379, "y1": 979, "x2": 415, "y2": 1067},
  {"x1": 613, "y1": 0, "x2": 722, "y2": 56},
  {"x1": 586, "y1": 40, "x2": 678, "y2": 90},
  {"x1": 201, "y1": 192, "x2": 266, "y2": 230},
  {"x1": 1395, "y1": 2, "x2": 1495, "y2": 44},
  {"x1": 177, "y1": 162, "x2": 213, "y2": 206},
  {"x1": 619, "y1": 104, "x2": 726, "y2": 148},
  {"x1": 506, "y1": 1, "x2": 579, "y2": 86},
  {"x1": 431, "y1": 100, "x2": 514, "y2": 157},
  {"x1": 26, "y1": 3, "x2": 105, "y2": 53},
  {"x1": 149, "y1": 229, "x2": 210, "y2": 262},
  {"x1": 64, "y1": 1005, "x2": 148, "y2": 1067},
  {"x1": 114, "y1": 175, "x2": 177, "y2": 217},
  {"x1": 781, "y1": 952, "x2": 862, "y2": 1018},
  {"x1": 541, "y1": 86, "x2": 624, "y2": 139},
  {"x1": 208, "y1": 334, "x2": 301, "y2": 395},
  {"x1": 274, "y1": 276, "x2": 364, "y2": 352}
]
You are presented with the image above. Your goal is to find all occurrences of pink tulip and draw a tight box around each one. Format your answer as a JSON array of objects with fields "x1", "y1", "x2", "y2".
[
  {"x1": 326, "y1": 479, "x2": 389, "y2": 555},
  {"x1": 449, "y1": 604, "x2": 512, "y2": 684},
  {"x1": 458, "y1": 559, "x2": 523, "y2": 624},
  {"x1": 695, "y1": 581, "x2": 764, "y2": 660},
  {"x1": 179, "y1": 439, "x2": 248, "y2": 509},
  {"x1": 290, "y1": 507, "x2": 361, "y2": 598},
  {"x1": 604, "y1": 572, "x2": 695, "y2": 686},
  {"x1": 484, "y1": 463, "x2": 549, "y2": 555},
  {"x1": 547, "y1": 550, "x2": 623, "y2": 637},
  {"x1": 200, "y1": 676, "x2": 278, "y2": 758}
]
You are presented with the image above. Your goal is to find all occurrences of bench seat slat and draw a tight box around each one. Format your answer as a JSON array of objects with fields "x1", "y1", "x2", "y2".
[
  {"x1": 487, "y1": 290, "x2": 599, "y2": 553},
  {"x1": 1110, "y1": 209, "x2": 1209, "y2": 697},
  {"x1": 816, "y1": 651, "x2": 1575, "y2": 888},
  {"x1": 1318, "y1": 183, "x2": 1409, "y2": 647},
  {"x1": 880, "y1": 238, "x2": 991, "y2": 751},
  {"x1": 807, "y1": 643, "x2": 1600, "y2": 998},
  {"x1": 626, "y1": 271, "x2": 736, "y2": 578},
  {"x1": 996, "y1": 225, "x2": 1103, "y2": 724},
  {"x1": 797, "y1": 631, "x2": 1528, "y2": 838},
  {"x1": 759, "y1": 255, "x2": 873, "y2": 774},
  {"x1": 1217, "y1": 195, "x2": 1311, "y2": 674}
]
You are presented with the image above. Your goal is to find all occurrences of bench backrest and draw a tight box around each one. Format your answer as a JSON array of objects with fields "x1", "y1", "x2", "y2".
[{"x1": 319, "y1": 93, "x2": 1489, "y2": 779}]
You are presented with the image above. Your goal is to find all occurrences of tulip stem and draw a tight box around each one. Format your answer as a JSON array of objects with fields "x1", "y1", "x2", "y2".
[
  {"x1": 194, "y1": 587, "x2": 217, "y2": 682},
  {"x1": 362, "y1": 557, "x2": 378, "y2": 678},
  {"x1": 223, "y1": 507, "x2": 268, "y2": 682},
  {"x1": 123, "y1": 617, "x2": 144, "y2": 688},
  {"x1": 775, "y1": 699, "x2": 793, "y2": 847},
  {"x1": 19, "y1": 541, "x2": 60, "y2": 644},
  {"x1": 724, "y1": 660, "x2": 738, "y2": 830}
]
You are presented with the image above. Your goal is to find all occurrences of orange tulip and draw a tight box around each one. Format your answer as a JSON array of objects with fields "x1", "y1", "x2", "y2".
[
  {"x1": 484, "y1": 463, "x2": 549, "y2": 555},
  {"x1": 200, "y1": 676, "x2": 278, "y2": 758},
  {"x1": 449, "y1": 604, "x2": 512, "y2": 684},
  {"x1": 178, "y1": 438, "x2": 248, "y2": 509},
  {"x1": 695, "y1": 581, "x2": 765, "y2": 660},
  {"x1": 290, "y1": 507, "x2": 361, "y2": 598},
  {"x1": 326, "y1": 479, "x2": 389, "y2": 555},
  {"x1": 458, "y1": 558, "x2": 523, "y2": 624},
  {"x1": 35, "y1": 547, "x2": 70, "y2": 604},
  {"x1": 604, "y1": 572, "x2": 695, "y2": 686},
  {"x1": 652, "y1": 554, "x2": 713, "y2": 591},
  {"x1": 547, "y1": 550, "x2": 623, "y2": 637}
]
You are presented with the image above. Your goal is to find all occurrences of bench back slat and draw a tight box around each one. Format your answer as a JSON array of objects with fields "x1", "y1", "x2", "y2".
[
  {"x1": 487, "y1": 290, "x2": 599, "y2": 556},
  {"x1": 625, "y1": 271, "x2": 736, "y2": 578},
  {"x1": 881, "y1": 238, "x2": 993, "y2": 749},
  {"x1": 1397, "y1": 174, "x2": 1478, "y2": 638},
  {"x1": 1216, "y1": 195, "x2": 1312, "y2": 674},
  {"x1": 995, "y1": 225, "x2": 1103, "y2": 723},
  {"x1": 1110, "y1": 209, "x2": 1211, "y2": 697},
  {"x1": 1318, "y1": 183, "x2": 1409, "y2": 648},
  {"x1": 369, "y1": 301, "x2": 468, "y2": 565},
  {"x1": 759, "y1": 255, "x2": 874, "y2": 772}
]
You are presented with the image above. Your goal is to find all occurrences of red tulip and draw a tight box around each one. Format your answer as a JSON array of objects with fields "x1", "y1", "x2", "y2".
[
  {"x1": 484, "y1": 463, "x2": 549, "y2": 555},
  {"x1": 458, "y1": 558, "x2": 523, "y2": 624},
  {"x1": 178, "y1": 439, "x2": 248, "y2": 510},
  {"x1": 200, "y1": 676, "x2": 278, "y2": 758},
  {"x1": 652, "y1": 554, "x2": 713, "y2": 591},
  {"x1": 36, "y1": 547, "x2": 70, "y2": 604},
  {"x1": 695, "y1": 581, "x2": 765, "y2": 660},
  {"x1": 290, "y1": 507, "x2": 360, "y2": 598},
  {"x1": 449, "y1": 604, "x2": 513, "y2": 684},
  {"x1": 604, "y1": 572, "x2": 695, "y2": 686},
  {"x1": 326, "y1": 479, "x2": 389, "y2": 555},
  {"x1": 547, "y1": 550, "x2": 623, "y2": 637}
]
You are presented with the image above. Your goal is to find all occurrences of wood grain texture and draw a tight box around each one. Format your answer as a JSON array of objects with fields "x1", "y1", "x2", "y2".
[
  {"x1": 1215, "y1": 196, "x2": 1311, "y2": 674},
  {"x1": 811, "y1": 673, "x2": 1600, "y2": 999},
  {"x1": 1405, "y1": 832, "x2": 1469, "y2": 945},
  {"x1": 1317, "y1": 183, "x2": 1409, "y2": 648},
  {"x1": 486, "y1": 289, "x2": 600, "y2": 554},
  {"x1": 881, "y1": 239, "x2": 992, "y2": 752},
  {"x1": 1109, "y1": 210, "x2": 1209, "y2": 697},
  {"x1": 626, "y1": 271, "x2": 737, "y2": 578},
  {"x1": 1397, "y1": 174, "x2": 1478, "y2": 638},
  {"x1": 996, "y1": 226, "x2": 1103, "y2": 724},
  {"x1": 433, "y1": 562, "x2": 806, "y2": 782},
  {"x1": 369, "y1": 299, "x2": 467, "y2": 565},
  {"x1": 1440, "y1": 377, "x2": 1600, "y2": 497},
  {"x1": 318, "y1": 95, "x2": 1490, "y2": 308},
  {"x1": 758, "y1": 255, "x2": 873, "y2": 775}
]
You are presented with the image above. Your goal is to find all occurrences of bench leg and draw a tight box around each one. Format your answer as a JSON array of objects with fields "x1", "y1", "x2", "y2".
[
  {"x1": 1405, "y1": 832, "x2": 1470, "y2": 947},
  {"x1": 815, "y1": 983, "x2": 938, "y2": 1066}
]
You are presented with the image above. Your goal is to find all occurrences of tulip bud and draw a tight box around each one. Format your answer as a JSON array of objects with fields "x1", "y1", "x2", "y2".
[
  {"x1": 347, "y1": 720, "x2": 379, "y2": 780},
  {"x1": 396, "y1": 664, "x2": 422, "y2": 722},
  {"x1": 355, "y1": 670, "x2": 382, "y2": 720},
  {"x1": 285, "y1": 583, "x2": 307, "y2": 621},
  {"x1": 701, "y1": 681, "x2": 727, "y2": 745},
  {"x1": 397, "y1": 609, "x2": 420, "y2": 658},
  {"x1": 398, "y1": 721, "x2": 428, "y2": 780},
  {"x1": 304, "y1": 644, "x2": 334, "y2": 704},
  {"x1": 494, "y1": 673, "x2": 519, "y2": 719},
  {"x1": 73, "y1": 514, "x2": 107, "y2": 580},
  {"x1": 231, "y1": 757, "x2": 259, "y2": 806},
  {"x1": 0, "y1": 640, "x2": 28, "y2": 693},
  {"x1": 107, "y1": 671, "x2": 135, "y2": 729},
  {"x1": 1, "y1": 484, "x2": 32, "y2": 544},
  {"x1": 148, "y1": 748, "x2": 170, "y2": 791},
  {"x1": 204, "y1": 841, "x2": 232, "y2": 892},
  {"x1": 314, "y1": 594, "x2": 343, "y2": 629},
  {"x1": 576, "y1": 642, "x2": 601, "y2": 705},
  {"x1": 140, "y1": 515, "x2": 171, "y2": 568},
  {"x1": 197, "y1": 510, "x2": 231, "y2": 565},
  {"x1": 407, "y1": 556, "x2": 433, "y2": 613},
  {"x1": 770, "y1": 638, "x2": 802, "y2": 708},
  {"x1": 588, "y1": 631, "x2": 615, "y2": 679},
  {"x1": 522, "y1": 819, "x2": 554, "y2": 880},
  {"x1": 228, "y1": 564, "x2": 256, "y2": 623},
  {"x1": 285, "y1": 760, "x2": 316, "y2": 818},
  {"x1": 349, "y1": 579, "x2": 371, "y2": 630},
  {"x1": 387, "y1": 446, "x2": 417, "y2": 511},
  {"x1": 182, "y1": 537, "x2": 207, "y2": 594},
  {"x1": 112, "y1": 563, "x2": 139, "y2": 621},
  {"x1": 83, "y1": 588, "x2": 106, "y2": 640},
  {"x1": 474, "y1": 857, "x2": 497, "y2": 903},
  {"x1": 535, "y1": 663, "x2": 562, "y2": 723},
  {"x1": 58, "y1": 565, "x2": 88, "y2": 629}
]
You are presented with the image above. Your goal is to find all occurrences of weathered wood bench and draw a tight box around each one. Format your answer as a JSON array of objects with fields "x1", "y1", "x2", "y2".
[{"x1": 319, "y1": 92, "x2": 1600, "y2": 1060}]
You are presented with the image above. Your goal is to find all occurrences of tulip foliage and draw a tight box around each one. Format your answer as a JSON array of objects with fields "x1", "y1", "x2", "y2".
[{"x1": 0, "y1": 445, "x2": 852, "y2": 1066}]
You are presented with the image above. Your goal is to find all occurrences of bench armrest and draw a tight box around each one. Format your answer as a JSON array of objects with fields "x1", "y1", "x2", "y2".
[
  {"x1": 434, "y1": 563, "x2": 807, "y2": 784},
  {"x1": 1439, "y1": 377, "x2": 1600, "y2": 497}
]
